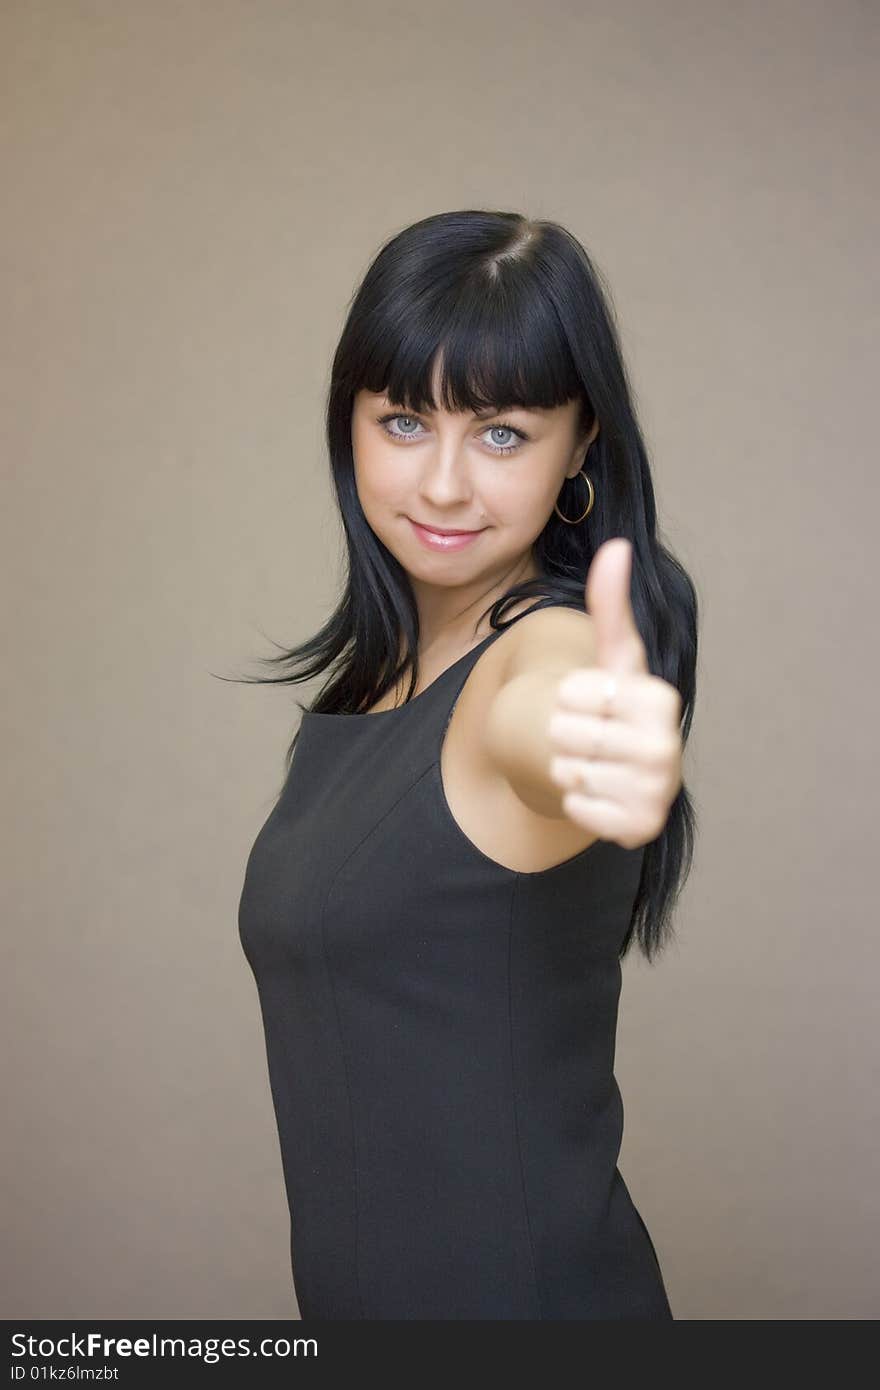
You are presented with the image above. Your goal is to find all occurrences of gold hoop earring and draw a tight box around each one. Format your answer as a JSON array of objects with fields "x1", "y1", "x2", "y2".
[{"x1": 554, "y1": 468, "x2": 595, "y2": 524}]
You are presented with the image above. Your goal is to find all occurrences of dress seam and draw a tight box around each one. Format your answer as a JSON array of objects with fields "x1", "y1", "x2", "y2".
[
  {"x1": 507, "y1": 871, "x2": 543, "y2": 1319},
  {"x1": 317, "y1": 761, "x2": 436, "y2": 1319}
]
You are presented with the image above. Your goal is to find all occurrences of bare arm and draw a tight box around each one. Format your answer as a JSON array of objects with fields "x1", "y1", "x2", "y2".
[{"x1": 484, "y1": 607, "x2": 598, "y2": 820}]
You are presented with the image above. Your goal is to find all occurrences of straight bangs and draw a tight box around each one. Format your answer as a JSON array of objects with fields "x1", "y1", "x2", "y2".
[{"x1": 354, "y1": 271, "x2": 590, "y2": 426}]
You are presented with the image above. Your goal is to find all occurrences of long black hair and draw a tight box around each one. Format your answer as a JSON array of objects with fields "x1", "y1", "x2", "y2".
[{"x1": 228, "y1": 209, "x2": 699, "y2": 962}]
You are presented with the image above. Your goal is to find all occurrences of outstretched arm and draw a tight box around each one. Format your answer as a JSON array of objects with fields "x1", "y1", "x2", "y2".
[{"x1": 484, "y1": 539, "x2": 683, "y2": 849}]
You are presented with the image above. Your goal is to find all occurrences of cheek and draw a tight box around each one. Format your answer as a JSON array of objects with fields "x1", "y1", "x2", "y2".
[
  {"x1": 487, "y1": 465, "x2": 557, "y2": 524},
  {"x1": 357, "y1": 459, "x2": 409, "y2": 509},
  {"x1": 352, "y1": 432, "x2": 406, "y2": 504}
]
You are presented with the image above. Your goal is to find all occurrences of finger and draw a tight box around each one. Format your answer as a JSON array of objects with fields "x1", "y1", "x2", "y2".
[
  {"x1": 561, "y1": 788, "x2": 658, "y2": 849},
  {"x1": 555, "y1": 668, "x2": 672, "y2": 722},
  {"x1": 560, "y1": 789, "x2": 632, "y2": 843},
  {"x1": 550, "y1": 754, "x2": 641, "y2": 802},
  {"x1": 548, "y1": 711, "x2": 678, "y2": 769},
  {"x1": 551, "y1": 754, "x2": 617, "y2": 792},
  {"x1": 584, "y1": 538, "x2": 649, "y2": 677}
]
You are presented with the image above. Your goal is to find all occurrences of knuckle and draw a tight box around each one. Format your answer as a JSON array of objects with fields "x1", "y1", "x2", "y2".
[
  {"x1": 650, "y1": 676, "x2": 683, "y2": 721},
  {"x1": 644, "y1": 732, "x2": 679, "y2": 768}
]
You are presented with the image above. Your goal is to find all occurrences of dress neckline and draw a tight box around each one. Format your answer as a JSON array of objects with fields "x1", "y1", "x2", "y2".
[{"x1": 301, "y1": 627, "x2": 505, "y2": 723}]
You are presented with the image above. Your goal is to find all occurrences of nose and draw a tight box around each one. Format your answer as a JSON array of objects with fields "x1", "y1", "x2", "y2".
[{"x1": 416, "y1": 440, "x2": 474, "y2": 508}]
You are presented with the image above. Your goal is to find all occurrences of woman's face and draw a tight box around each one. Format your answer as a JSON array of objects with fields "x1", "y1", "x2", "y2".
[{"x1": 351, "y1": 372, "x2": 597, "y2": 605}]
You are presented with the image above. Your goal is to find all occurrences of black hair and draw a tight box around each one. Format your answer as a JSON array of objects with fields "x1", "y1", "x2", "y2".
[{"x1": 225, "y1": 209, "x2": 699, "y2": 962}]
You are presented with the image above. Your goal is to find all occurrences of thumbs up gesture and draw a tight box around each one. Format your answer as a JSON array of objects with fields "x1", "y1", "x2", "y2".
[{"x1": 547, "y1": 538, "x2": 684, "y2": 850}]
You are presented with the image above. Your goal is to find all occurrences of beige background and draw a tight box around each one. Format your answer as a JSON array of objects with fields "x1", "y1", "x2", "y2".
[{"x1": 2, "y1": 0, "x2": 877, "y2": 1321}]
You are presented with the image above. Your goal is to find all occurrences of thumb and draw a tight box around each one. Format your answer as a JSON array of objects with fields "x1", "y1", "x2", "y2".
[{"x1": 585, "y1": 538, "x2": 648, "y2": 675}]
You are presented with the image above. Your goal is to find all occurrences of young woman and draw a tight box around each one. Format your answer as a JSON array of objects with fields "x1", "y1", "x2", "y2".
[{"x1": 237, "y1": 209, "x2": 698, "y2": 1320}]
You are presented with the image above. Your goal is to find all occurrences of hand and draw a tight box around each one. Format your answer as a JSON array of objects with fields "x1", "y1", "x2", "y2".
[{"x1": 547, "y1": 538, "x2": 683, "y2": 850}]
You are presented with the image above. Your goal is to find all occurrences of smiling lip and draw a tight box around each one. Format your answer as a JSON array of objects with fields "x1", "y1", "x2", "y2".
[
  {"x1": 408, "y1": 518, "x2": 485, "y2": 551},
  {"x1": 411, "y1": 519, "x2": 481, "y2": 535}
]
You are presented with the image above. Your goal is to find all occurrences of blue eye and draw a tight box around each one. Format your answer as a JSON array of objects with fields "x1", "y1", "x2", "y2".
[{"x1": 376, "y1": 413, "x2": 528, "y2": 456}]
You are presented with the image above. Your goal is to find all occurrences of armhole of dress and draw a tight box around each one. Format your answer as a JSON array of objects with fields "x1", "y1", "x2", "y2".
[
  {"x1": 440, "y1": 626, "x2": 509, "y2": 743},
  {"x1": 440, "y1": 599, "x2": 573, "y2": 744}
]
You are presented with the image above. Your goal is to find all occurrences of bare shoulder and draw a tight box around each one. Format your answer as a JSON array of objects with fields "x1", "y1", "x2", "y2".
[
  {"x1": 496, "y1": 603, "x2": 597, "y2": 686},
  {"x1": 457, "y1": 602, "x2": 596, "y2": 729}
]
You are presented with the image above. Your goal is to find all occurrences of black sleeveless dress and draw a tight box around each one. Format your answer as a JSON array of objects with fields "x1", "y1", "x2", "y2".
[{"x1": 238, "y1": 621, "x2": 673, "y2": 1320}]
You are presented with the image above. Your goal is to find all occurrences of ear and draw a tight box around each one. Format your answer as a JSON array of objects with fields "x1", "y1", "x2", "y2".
[{"x1": 570, "y1": 417, "x2": 600, "y2": 474}]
